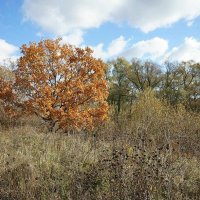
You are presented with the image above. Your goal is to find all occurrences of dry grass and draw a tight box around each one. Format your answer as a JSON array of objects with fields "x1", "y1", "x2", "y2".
[
  {"x1": 0, "y1": 90, "x2": 200, "y2": 199},
  {"x1": 0, "y1": 127, "x2": 108, "y2": 199}
]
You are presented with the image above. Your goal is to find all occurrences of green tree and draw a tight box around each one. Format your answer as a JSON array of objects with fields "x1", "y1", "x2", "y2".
[
  {"x1": 177, "y1": 61, "x2": 200, "y2": 110},
  {"x1": 125, "y1": 59, "x2": 162, "y2": 92},
  {"x1": 107, "y1": 57, "x2": 131, "y2": 113},
  {"x1": 160, "y1": 61, "x2": 182, "y2": 104}
]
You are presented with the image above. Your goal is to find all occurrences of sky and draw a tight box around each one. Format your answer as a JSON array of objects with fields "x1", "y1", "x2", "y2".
[{"x1": 1, "y1": 0, "x2": 200, "y2": 64}]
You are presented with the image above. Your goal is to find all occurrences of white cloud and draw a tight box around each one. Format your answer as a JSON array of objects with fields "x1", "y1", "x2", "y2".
[
  {"x1": 21, "y1": 0, "x2": 200, "y2": 62},
  {"x1": 92, "y1": 43, "x2": 106, "y2": 59},
  {"x1": 22, "y1": 0, "x2": 123, "y2": 35},
  {"x1": 166, "y1": 37, "x2": 200, "y2": 62},
  {"x1": 92, "y1": 36, "x2": 129, "y2": 59},
  {"x1": 0, "y1": 39, "x2": 18, "y2": 63},
  {"x1": 61, "y1": 30, "x2": 84, "y2": 46},
  {"x1": 113, "y1": 0, "x2": 200, "y2": 32},
  {"x1": 108, "y1": 36, "x2": 129, "y2": 57},
  {"x1": 121, "y1": 37, "x2": 168, "y2": 60},
  {"x1": 92, "y1": 36, "x2": 200, "y2": 63},
  {"x1": 23, "y1": 0, "x2": 200, "y2": 35}
]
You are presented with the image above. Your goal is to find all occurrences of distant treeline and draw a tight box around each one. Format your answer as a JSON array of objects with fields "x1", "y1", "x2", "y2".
[{"x1": 106, "y1": 58, "x2": 200, "y2": 112}]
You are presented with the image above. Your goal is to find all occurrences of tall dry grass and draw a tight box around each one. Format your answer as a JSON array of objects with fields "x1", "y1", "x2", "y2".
[{"x1": 0, "y1": 90, "x2": 200, "y2": 199}]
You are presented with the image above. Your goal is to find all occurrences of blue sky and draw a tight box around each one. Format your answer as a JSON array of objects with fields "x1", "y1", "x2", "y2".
[{"x1": 1, "y1": 0, "x2": 200, "y2": 63}]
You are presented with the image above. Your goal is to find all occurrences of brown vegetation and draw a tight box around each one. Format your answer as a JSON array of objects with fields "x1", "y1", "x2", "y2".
[{"x1": 0, "y1": 90, "x2": 200, "y2": 200}]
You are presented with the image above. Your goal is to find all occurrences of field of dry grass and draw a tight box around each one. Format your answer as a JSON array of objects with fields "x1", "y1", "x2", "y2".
[{"x1": 1, "y1": 91, "x2": 200, "y2": 200}]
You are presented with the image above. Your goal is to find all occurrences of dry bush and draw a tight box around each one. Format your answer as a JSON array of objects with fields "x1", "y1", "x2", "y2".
[
  {"x1": 0, "y1": 106, "x2": 45, "y2": 132},
  {"x1": 0, "y1": 105, "x2": 17, "y2": 129},
  {"x1": 108, "y1": 89, "x2": 200, "y2": 155}
]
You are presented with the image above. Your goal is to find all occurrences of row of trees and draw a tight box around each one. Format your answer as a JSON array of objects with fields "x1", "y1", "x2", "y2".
[
  {"x1": 0, "y1": 39, "x2": 199, "y2": 132},
  {"x1": 107, "y1": 58, "x2": 200, "y2": 113}
]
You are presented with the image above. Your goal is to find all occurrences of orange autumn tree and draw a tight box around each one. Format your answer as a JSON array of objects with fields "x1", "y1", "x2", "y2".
[
  {"x1": 15, "y1": 39, "x2": 108, "y2": 132},
  {"x1": 0, "y1": 78, "x2": 16, "y2": 117},
  {"x1": 0, "y1": 66, "x2": 19, "y2": 117}
]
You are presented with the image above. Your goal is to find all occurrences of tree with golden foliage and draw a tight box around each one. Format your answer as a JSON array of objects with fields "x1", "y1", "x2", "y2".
[
  {"x1": 0, "y1": 66, "x2": 19, "y2": 117},
  {"x1": 0, "y1": 78, "x2": 16, "y2": 117},
  {"x1": 14, "y1": 39, "x2": 108, "y2": 132}
]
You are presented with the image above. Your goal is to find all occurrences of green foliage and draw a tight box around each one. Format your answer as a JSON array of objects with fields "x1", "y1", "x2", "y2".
[
  {"x1": 106, "y1": 58, "x2": 200, "y2": 112},
  {"x1": 107, "y1": 57, "x2": 131, "y2": 113}
]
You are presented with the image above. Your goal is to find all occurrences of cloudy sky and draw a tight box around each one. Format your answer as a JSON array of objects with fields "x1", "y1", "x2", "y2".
[{"x1": 1, "y1": 0, "x2": 200, "y2": 63}]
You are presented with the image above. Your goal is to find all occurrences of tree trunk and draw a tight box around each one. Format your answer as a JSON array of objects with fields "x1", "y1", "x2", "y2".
[{"x1": 117, "y1": 94, "x2": 121, "y2": 113}]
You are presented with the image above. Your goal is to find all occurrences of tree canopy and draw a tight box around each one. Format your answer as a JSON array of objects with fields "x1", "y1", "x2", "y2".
[{"x1": 0, "y1": 39, "x2": 109, "y2": 132}]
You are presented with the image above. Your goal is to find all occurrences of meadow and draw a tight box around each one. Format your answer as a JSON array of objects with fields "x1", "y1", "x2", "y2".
[{"x1": 1, "y1": 90, "x2": 200, "y2": 200}]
